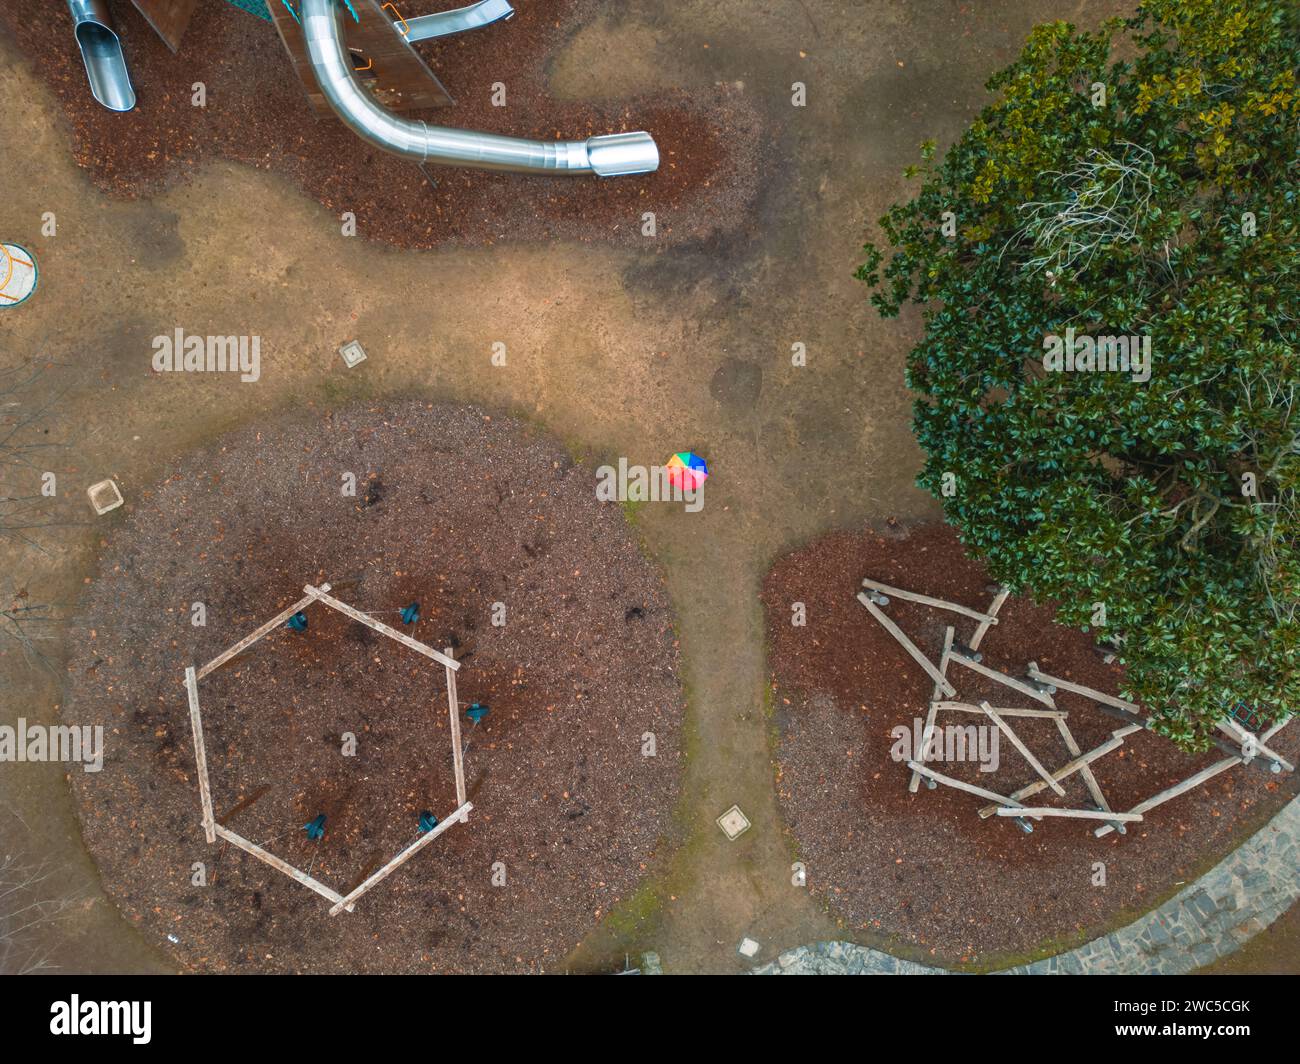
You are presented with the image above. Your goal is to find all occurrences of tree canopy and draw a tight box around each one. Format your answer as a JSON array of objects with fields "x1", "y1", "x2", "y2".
[{"x1": 859, "y1": 0, "x2": 1299, "y2": 749}]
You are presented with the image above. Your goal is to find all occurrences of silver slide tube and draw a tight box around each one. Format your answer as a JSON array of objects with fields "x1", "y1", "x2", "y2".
[
  {"x1": 300, "y1": 0, "x2": 659, "y2": 176},
  {"x1": 68, "y1": 0, "x2": 136, "y2": 112},
  {"x1": 406, "y1": 0, "x2": 515, "y2": 42}
]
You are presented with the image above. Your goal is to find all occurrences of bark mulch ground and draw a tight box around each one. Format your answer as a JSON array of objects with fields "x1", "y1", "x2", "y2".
[
  {"x1": 2, "y1": 1, "x2": 761, "y2": 249},
  {"x1": 761, "y1": 522, "x2": 1299, "y2": 967},
  {"x1": 64, "y1": 400, "x2": 684, "y2": 972}
]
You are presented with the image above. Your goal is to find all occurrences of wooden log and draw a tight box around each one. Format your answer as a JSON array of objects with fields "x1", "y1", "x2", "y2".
[
  {"x1": 305, "y1": 585, "x2": 458, "y2": 670},
  {"x1": 909, "y1": 626, "x2": 954, "y2": 792},
  {"x1": 444, "y1": 647, "x2": 466, "y2": 808},
  {"x1": 184, "y1": 666, "x2": 216, "y2": 844},
  {"x1": 978, "y1": 728, "x2": 1139, "y2": 818},
  {"x1": 214, "y1": 825, "x2": 350, "y2": 908},
  {"x1": 329, "y1": 802, "x2": 472, "y2": 915},
  {"x1": 858, "y1": 594, "x2": 956, "y2": 698},
  {"x1": 933, "y1": 701, "x2": 1066, "y2": 720},
  {"x1": 1091, "y1": 701, "x2": 1278, "y2": 775},
  {"x1": 969, "y1": 587, "x2": 1010, "y2": 652},
  {"x1": 196, "y1": 584, "x2": 329, "y2": 679},
  {"x1": 1054, "y1": 716, "x2": 1119, "y2": 826},
  {"x1": 905, "y1": 761, "x2": 1038, "y2": 816},
  {"x1": 1024, "y1": 663, "x2": 1138, "y2": 713},
  {"x1": 1218, "y1": 718, "x2": 1294, "y2": 773},
  {"x1": 978, "y1": 701, "x2": 1065, "y2": 795},
  {"x1": 860, "y1": 578, "x2": 997, "y2": 624},
  {"x1": 996, "y1": 807, "x2": 1143, "y2": 822},
  {"x1": 947, "y1": 652, "x2": 1056, "y2": 708},
  {"x1": 1094, "y1": 756, "x2": 1243, "y2": 837}
]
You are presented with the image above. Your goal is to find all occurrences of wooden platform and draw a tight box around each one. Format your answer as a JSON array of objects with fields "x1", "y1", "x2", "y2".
[
  {"x1": 130, "y1": 0, "x2": 199, "y2": 52},
  {"x1": 267, "y1": 0, "x2": 454, "y2": 115}
]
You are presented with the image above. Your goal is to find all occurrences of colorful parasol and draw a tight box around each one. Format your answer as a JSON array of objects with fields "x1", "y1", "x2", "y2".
[{"x1": 666, "y1": 452, "x2": 709, "y2": 491}]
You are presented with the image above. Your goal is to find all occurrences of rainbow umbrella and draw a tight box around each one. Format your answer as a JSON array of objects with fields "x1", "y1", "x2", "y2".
[{"x1": 666, "y1": 452, "x2": 708, "y2": 491}]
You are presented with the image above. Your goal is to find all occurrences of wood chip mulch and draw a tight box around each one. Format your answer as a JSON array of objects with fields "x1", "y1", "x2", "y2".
[
  {"x1": 65, "y1": 401, "x2": 684, "y2": 972},
  {"x1": 761, "y1": 523, "x2": 1299, "y2": 966}
]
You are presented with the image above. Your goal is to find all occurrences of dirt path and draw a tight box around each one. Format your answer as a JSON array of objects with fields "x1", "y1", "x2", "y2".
[{"x1": 0, "y1": 0, "x2": 1133, "y2": 974}]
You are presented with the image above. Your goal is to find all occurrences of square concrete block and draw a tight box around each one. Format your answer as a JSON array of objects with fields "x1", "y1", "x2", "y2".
[
  {"x1": 738, "y1": 937, "x2": 760, "y2": 958},
  {"x1": 87, "y1": 479, "x2": 124, "y2": 515},
  {"x1": 716, "y1": 804, "x2": 751, "y2": 841},
  {"x1": 338, "y1": 340, "x2": 367, "y2": 368}
]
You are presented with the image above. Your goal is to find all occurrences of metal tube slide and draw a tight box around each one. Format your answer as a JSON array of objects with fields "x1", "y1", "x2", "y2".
[
  {"x1": 300, "y1": 0, "x2": 659, "y2": 176},
  {"x1": 406, "y1": 0, "x2": 515, "y2": 42},
  {"x1": 67, "y1": 0, "x2": 136, "y2": 112}
]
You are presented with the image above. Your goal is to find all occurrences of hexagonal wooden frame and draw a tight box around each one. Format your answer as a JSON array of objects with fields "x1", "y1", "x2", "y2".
[{"x1": 183, "y1": 581, "x2": 472, "y2": 915}]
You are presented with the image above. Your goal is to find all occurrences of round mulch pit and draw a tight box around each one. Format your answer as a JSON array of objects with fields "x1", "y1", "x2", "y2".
[
  {"x1": 65, "y1": 401, "x2": 683, "y2": 972},
  {"x1": 762, "y1": 523, "x2": 1299, "y2": 967}
]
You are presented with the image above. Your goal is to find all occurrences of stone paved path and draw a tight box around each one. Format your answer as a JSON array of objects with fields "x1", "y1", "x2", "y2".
[{"x1": 751, "y1": 794, "x2": 1300, "y2": 974}]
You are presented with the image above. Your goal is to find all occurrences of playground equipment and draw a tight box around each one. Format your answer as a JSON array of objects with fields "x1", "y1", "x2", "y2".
[
  {"x1": 184, "y1": 581, "x2": 473, "y2": 914},
  {"x1": 67, "y1": 0, "x2": 136, "y2": 112},
  {"x1": 61, "y1": 1, "x2": 658, "y2": 177},
  {"x1": 0, "y1": 244, "x2": 38, "y2": 308},
  {"x1": 404, "y1": 0, "x2": 514, "y2": 41},
  {"x1": 300, "y1": 0, "x2": 660, "y2": 176}
]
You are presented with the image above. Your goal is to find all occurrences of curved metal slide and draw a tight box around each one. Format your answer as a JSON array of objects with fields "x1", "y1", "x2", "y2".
[{"x1": 301, "y1": 0, "x2": 660, "y2": 177}]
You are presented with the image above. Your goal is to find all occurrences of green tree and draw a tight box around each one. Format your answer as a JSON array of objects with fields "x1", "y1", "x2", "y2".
[{"x1": 859, "y1": 0, "x2": 1299, "y2": 749}]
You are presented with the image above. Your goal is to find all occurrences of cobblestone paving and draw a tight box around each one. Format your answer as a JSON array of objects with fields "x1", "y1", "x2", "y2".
[{"x1": 750, "y1": 796, "x2": 1300, "y2": 975}]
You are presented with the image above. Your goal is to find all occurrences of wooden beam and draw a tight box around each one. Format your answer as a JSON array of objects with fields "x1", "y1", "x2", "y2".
[
  {"x1": 444, "y1": 647, "x2": 466, "y2": 808},
  {"x1": 184, "y1": 666, "x2": 216, "y2": 844},
  {"x1": 305, "y1": 585, "x2": 459, "y2": 670},
  {"x1": 947, "y1": 652, "x2": 1056, "y2": 708},
  {"x1": 858, "y1": 594, "x2": 956, "y2": 699},
  {"x1": 909, "y1": 626, "x2": 954, "y2": 792},
  {"x1": 1024, "y1": 663, "x2": 1138, "y2": 713},
  {"x1": 969, "y1": 586, "x2": 1010, "y2": 652},
  {"x1": 1218, "y1": 717, "x2": 1294, "y2": 773},
  {"x1": 266, "y1": 0, "x2": 329, "y2": 113},
  {"x1": 978, "y1": 701, "x2": 1065, "y2": 795},
  {"x1": 329, "y1": 802, "x2": 472, "y2": 915},
  {"x1": 860, "y1": 578, "x2": 997, "y2": 624},
  {"x1": 996, "y1": 807, "x2": 1143, "y2": 822},
  {"x1": 1094, "y1": 756, "x2": 1243, "y2": 837},
  {"x1": 933, "y1": 701, "x2": 1066, "y2": 720},
  {"x1": 214, "y1": 824, "x2": 350, "y2": 908},
  {"x1": 978, "y1": 727, "x2": 1140, "y2": 818},
  {"x1": 1054, "y1": 716, "x2": 1119, "y2": 827},
  {"x1": 130, "y1": 0, "x2": 199, "y2": 52},
  {"x1": 906, "y1": 761, "x2": 1038, "y2": 816},
  {"x1": 266, "y1": 0, "x2": 454, "y2": 113},
  {"x1": 346, "y1": 0, "x2": 455, "y2": 110},
  {"x1": 196, "y1": 584, "x2": 329, "y2": 679}
]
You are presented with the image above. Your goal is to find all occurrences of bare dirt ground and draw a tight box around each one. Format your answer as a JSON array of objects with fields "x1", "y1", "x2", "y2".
[{"x1": 10, "y1": 0, "x2": 1291, "y2": 978}]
